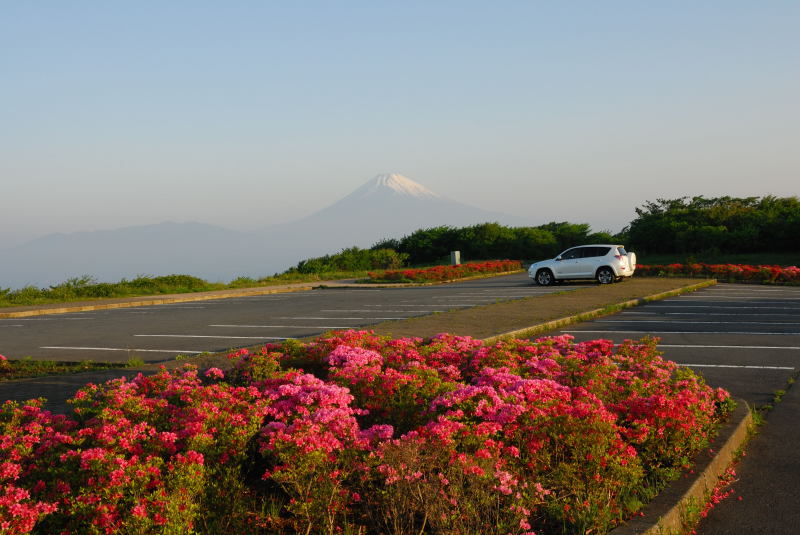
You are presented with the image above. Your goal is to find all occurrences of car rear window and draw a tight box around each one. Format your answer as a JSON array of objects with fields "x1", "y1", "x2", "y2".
[
  {"x1": 596, "y1": 247, "x2": 611, "y2": 257},
  {"x1": 617, "y1": 247, "x2": 627, "y2": 255}
]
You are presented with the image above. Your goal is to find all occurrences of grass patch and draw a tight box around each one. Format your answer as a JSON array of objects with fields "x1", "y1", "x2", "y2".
[
  {"x1": 0, "y1": 271, "x2": 375, "y2": 309},
  {"x1": 366, "y1": 277, "x2": 712, "y2": 340},
  {"x1": 0, "y1": 356, "x2": 142, "y2": 381}
]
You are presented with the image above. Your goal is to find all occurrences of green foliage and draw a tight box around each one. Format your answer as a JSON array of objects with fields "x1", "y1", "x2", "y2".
[
  {"x1": 0, "y1": 274, "x2": 221, "y2": 307},
  {"x1": 627, "y1": 195, "x2": 800, "y2": 255},
  {"x1": 289, "y1": 247, "x2": 408, "y2": 274},
  {"x1": 0, "y1": 358, "x2": 123, "y2": 381},
  {"x1": 390, "y1": 221, "x2": 619, "y2": 264}
]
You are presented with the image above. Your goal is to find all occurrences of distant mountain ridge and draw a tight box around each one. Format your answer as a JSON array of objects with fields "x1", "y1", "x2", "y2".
[{"x1": 1, "y1": 174, "x2": 536, "y2": 288}]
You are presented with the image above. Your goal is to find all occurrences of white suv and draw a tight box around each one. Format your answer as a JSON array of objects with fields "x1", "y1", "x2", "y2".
[{"x1": 528, "y1": 245, "x2": 637, "y2": 286}]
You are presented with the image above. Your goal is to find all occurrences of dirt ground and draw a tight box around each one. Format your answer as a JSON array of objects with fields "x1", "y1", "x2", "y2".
[{"x1": 368, "y1": 277, "x2": 711, "y2": 340}]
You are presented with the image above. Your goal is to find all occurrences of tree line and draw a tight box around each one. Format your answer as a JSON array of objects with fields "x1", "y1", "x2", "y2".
[
  {"x1": 287, "y1": 195, "x2": 799, "y2": 273},
  {"x1": 626, "y1": 196, "x2": 800, "y2": 254}
]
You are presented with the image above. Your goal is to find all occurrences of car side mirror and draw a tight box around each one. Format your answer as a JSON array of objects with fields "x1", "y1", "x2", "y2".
[{"x1": 555, "y1": 256, "x2": 562, "y2": 261}]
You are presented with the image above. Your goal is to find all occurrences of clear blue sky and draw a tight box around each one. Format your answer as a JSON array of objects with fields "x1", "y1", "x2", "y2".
[{"x1": 2, "y1": 1, "x2": 798, "y2": 247}]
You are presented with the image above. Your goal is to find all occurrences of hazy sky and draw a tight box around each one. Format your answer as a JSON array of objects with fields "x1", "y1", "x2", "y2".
[{"x1": 2, "y1": 1, "x2": 798, "y2": 248}]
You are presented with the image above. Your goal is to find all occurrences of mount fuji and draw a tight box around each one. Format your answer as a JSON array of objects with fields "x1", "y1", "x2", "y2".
[
  {"x1": 269, "y1": 173, "x2": 529, "y2": 250},
  {"x1": 0, "y1": 174, "x2": 533, "y2": 287}
]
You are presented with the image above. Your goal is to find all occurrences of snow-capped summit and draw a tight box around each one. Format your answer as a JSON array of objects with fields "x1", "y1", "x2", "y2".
[{"x1": 347, "y1": 173, "x2": 440, "y2": 200}]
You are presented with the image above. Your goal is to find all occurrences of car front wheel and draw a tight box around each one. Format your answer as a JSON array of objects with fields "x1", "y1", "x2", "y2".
[
  {"x1": 535, "y1": 269, "x2": 555, "y2": 286},
  {"x1": 596, "y1": 267, "x2": 615, "y2": 284}
]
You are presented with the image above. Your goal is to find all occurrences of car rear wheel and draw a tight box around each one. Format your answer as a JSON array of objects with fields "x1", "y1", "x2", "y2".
[
  {"x1": 596, "y1": 267, "x2": 615, "y2": 284},
  {"x1": 535, "y1": 269, "x2": 555, "y2": 286}
]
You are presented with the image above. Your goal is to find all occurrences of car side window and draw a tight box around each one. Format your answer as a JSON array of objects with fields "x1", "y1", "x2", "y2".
[
  {"x1": 597, "y1": 247, "x2": 611, "y2": 257},
  {"x1": 561, "y1": 248, "x2": 580, "y2": 260}
]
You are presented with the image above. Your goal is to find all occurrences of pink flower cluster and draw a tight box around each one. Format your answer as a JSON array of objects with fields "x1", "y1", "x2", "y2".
[
  {"x1": 0, "y1": 331, "x2": 733, "y2": 535},
  {"x1": 369, "y1": 260, "x2": 522, "y2": 282},
  {"x1": 637, "y1": 262, "x2": 800, "y2": 284}
]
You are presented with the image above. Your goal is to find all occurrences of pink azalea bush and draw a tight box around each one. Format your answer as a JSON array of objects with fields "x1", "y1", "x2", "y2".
[
  {"x1": 636, "y1": 262, "x2": 800, "y2": 284},
  {"x1": 369, "y1": 260, "x2": 522, "y2": 282},
  {"x1": 0, "y1": 331, "x2": 732, "y2": 535}
]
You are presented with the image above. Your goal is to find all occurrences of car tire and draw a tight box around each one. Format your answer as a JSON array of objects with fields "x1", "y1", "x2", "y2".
[
  {"x1": 535, "y1": 269, "x2": 555, "y2": 286},
  {"x1": 596, "y1": 267, "x2": 615, "y2": 284}
]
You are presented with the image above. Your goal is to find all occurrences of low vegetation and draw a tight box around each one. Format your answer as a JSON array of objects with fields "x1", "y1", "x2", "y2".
[
  {"x1": 0, "y1": 272, "x2": 370, "y2": 309},
  {"x1": 636, "y1": 263, "x2": 800, "y2": 285},
  {"x1": 0, "y1": 354, "x2": 143, "y2": 381},
  {"x1": 367, "y1": 260, "x2": 522, "y2": 283},
  {"x1": 0, "y1": 331, "x2": 733, "y2": 535}
]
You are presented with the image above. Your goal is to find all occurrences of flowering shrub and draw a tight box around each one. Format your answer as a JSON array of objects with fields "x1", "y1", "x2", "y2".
[
  {"x1": 0, "y1": 331, "x2": 732, "y2": 535},
  {"x1": 637, "y1": 262, "x2": 800, "y2": 284},
  {"x1": 369, "y1": 260, "x2": 522, "y2": 282}
]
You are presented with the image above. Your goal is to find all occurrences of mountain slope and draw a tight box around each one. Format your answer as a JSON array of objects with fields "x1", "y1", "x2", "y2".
[
  {"x1": 1, "y1": 174, "x2": 535, "y2": 288},
  {"x1": 267, "y1": 173, "x2": 531, "y2": 249}
]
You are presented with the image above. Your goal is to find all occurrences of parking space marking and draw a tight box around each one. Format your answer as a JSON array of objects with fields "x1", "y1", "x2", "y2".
[
  {"x1": 679, "y1": 364, "x2": 795, "y2": 370},
  {"x1": 627, "y1": 312, "x2": 799, "y2": 317},
  {"x1": 320, "y1": 310, "x2": 446, "y2": 313},
  {"x1": 562, "y1": 330, "x2": 800, "y2": 336},
  {"x1": 275, "y1": 316, "x2": 408, "y2": 320},
  {"x1": 210, "y1": 324, "x2": 353, "y2": 329},
  {"x1": 668, "y1": 296, "x2": 800, "y2": 301},
  {"x1": 13, "y1": 318, "x2": 96, "y2": 321},
  {"x1": 597, "y1": 320, "x2": 800, "y2": 325},
  {"x1": 1, "y1": 325, "x2": 24, "y2": 328},
  {"x1": 134, "y1": 334, "x2": 289, "y2": 340},
  {"x1": 40, "y1": 346, "x2": 204, "y2": 353},
  {"x1": 659, "y1": 344, "x2": 800, "y2": 350},
  {"x1": 364, "y1": 304, "x2": 471, "y2": 307},
  {"x1": 707, "y1": 288, "x2": 789, "y2": 292}
]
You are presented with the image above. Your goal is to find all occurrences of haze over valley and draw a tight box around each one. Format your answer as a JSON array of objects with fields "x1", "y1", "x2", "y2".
[{"x1": 0, "y1": 174, "x2": 539, "y2": 288}]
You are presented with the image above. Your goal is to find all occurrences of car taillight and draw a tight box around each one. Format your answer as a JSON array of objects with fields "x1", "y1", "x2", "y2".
[{"x1": 615, "y1": 255, "x2": 623, "y2": 260}]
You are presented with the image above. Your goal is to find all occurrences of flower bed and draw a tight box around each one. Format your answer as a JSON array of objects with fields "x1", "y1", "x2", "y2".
[
  {"x1": 368, "y1": 260, "x2": 522, "y2": 283},
  {"x1": 636, "y1": 263, "x2": 800, "y2": 284},
  {"x1": 1, "y1": 331, "x2": 732, "y2": 535}
]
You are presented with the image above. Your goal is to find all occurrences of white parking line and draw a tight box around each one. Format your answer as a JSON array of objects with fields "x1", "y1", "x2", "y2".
[
  {"x1": 134, "y1": 334, "x2": 289, "y2": 340},
  {"x1": 320, "y1": 310, "x2": 445, "y2": 313},
  {"x1": 628, "y1": 312, "x2": 799, "y2": 317},
  {"x1": 642, "y1": 305, "x2": 800, "y2": 310},
  {"x1": 670, "y1": 296, "x2": 800, "y2": 301},
  {"x1": 275, "y1": 316, "x2": 408, "y2": 320},
  {"x1": 365, "y1": 304, "x2": 471, "y2": 307},
  {"x1": 659, "y1": 344, "x2": 800, "y2": 350},
  {"x1": 1, "y1": 325, "x2": 24, "y2": 327},
  {"x1": 210, "y1": 324, "x2": 352, "y2": 329},
  {"x1": 597, "y1": 320, "x2": 800, "y2": 325},
  {"x1": 40, "y1": 346, "x2": 204, "y2": 353},
  {"x1": 562, "y1": 330, "x2": 800, "y2": 336},
  {"x1": 6, "y1": 317, "x2": 94, "y2": 321},
  {"x1": 707, "y1": 288, "x2": 789, "y2": 292},
  {"x1": 679, "y1": 364, "x2": 795, "y2": 370}
]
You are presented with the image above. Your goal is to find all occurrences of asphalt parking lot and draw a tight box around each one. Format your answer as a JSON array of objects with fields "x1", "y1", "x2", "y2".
[
  {"x1": 555, "y1": 283, "x2": 800, "y2": 406},
  {"x1": 0, "y1": 273, "x2": 574, "y2": 363}
]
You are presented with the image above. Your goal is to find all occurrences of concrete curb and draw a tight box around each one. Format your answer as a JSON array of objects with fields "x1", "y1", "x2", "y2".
[
  {"x1": 609, "y1": 401, "x2": 753, "y2": 535},
  {"x1": 0, "y1": 286, "x2": 315, "y2": 318},
  {"x1": 481, "y1": 279, "x2": 717, "y2": 344}
]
